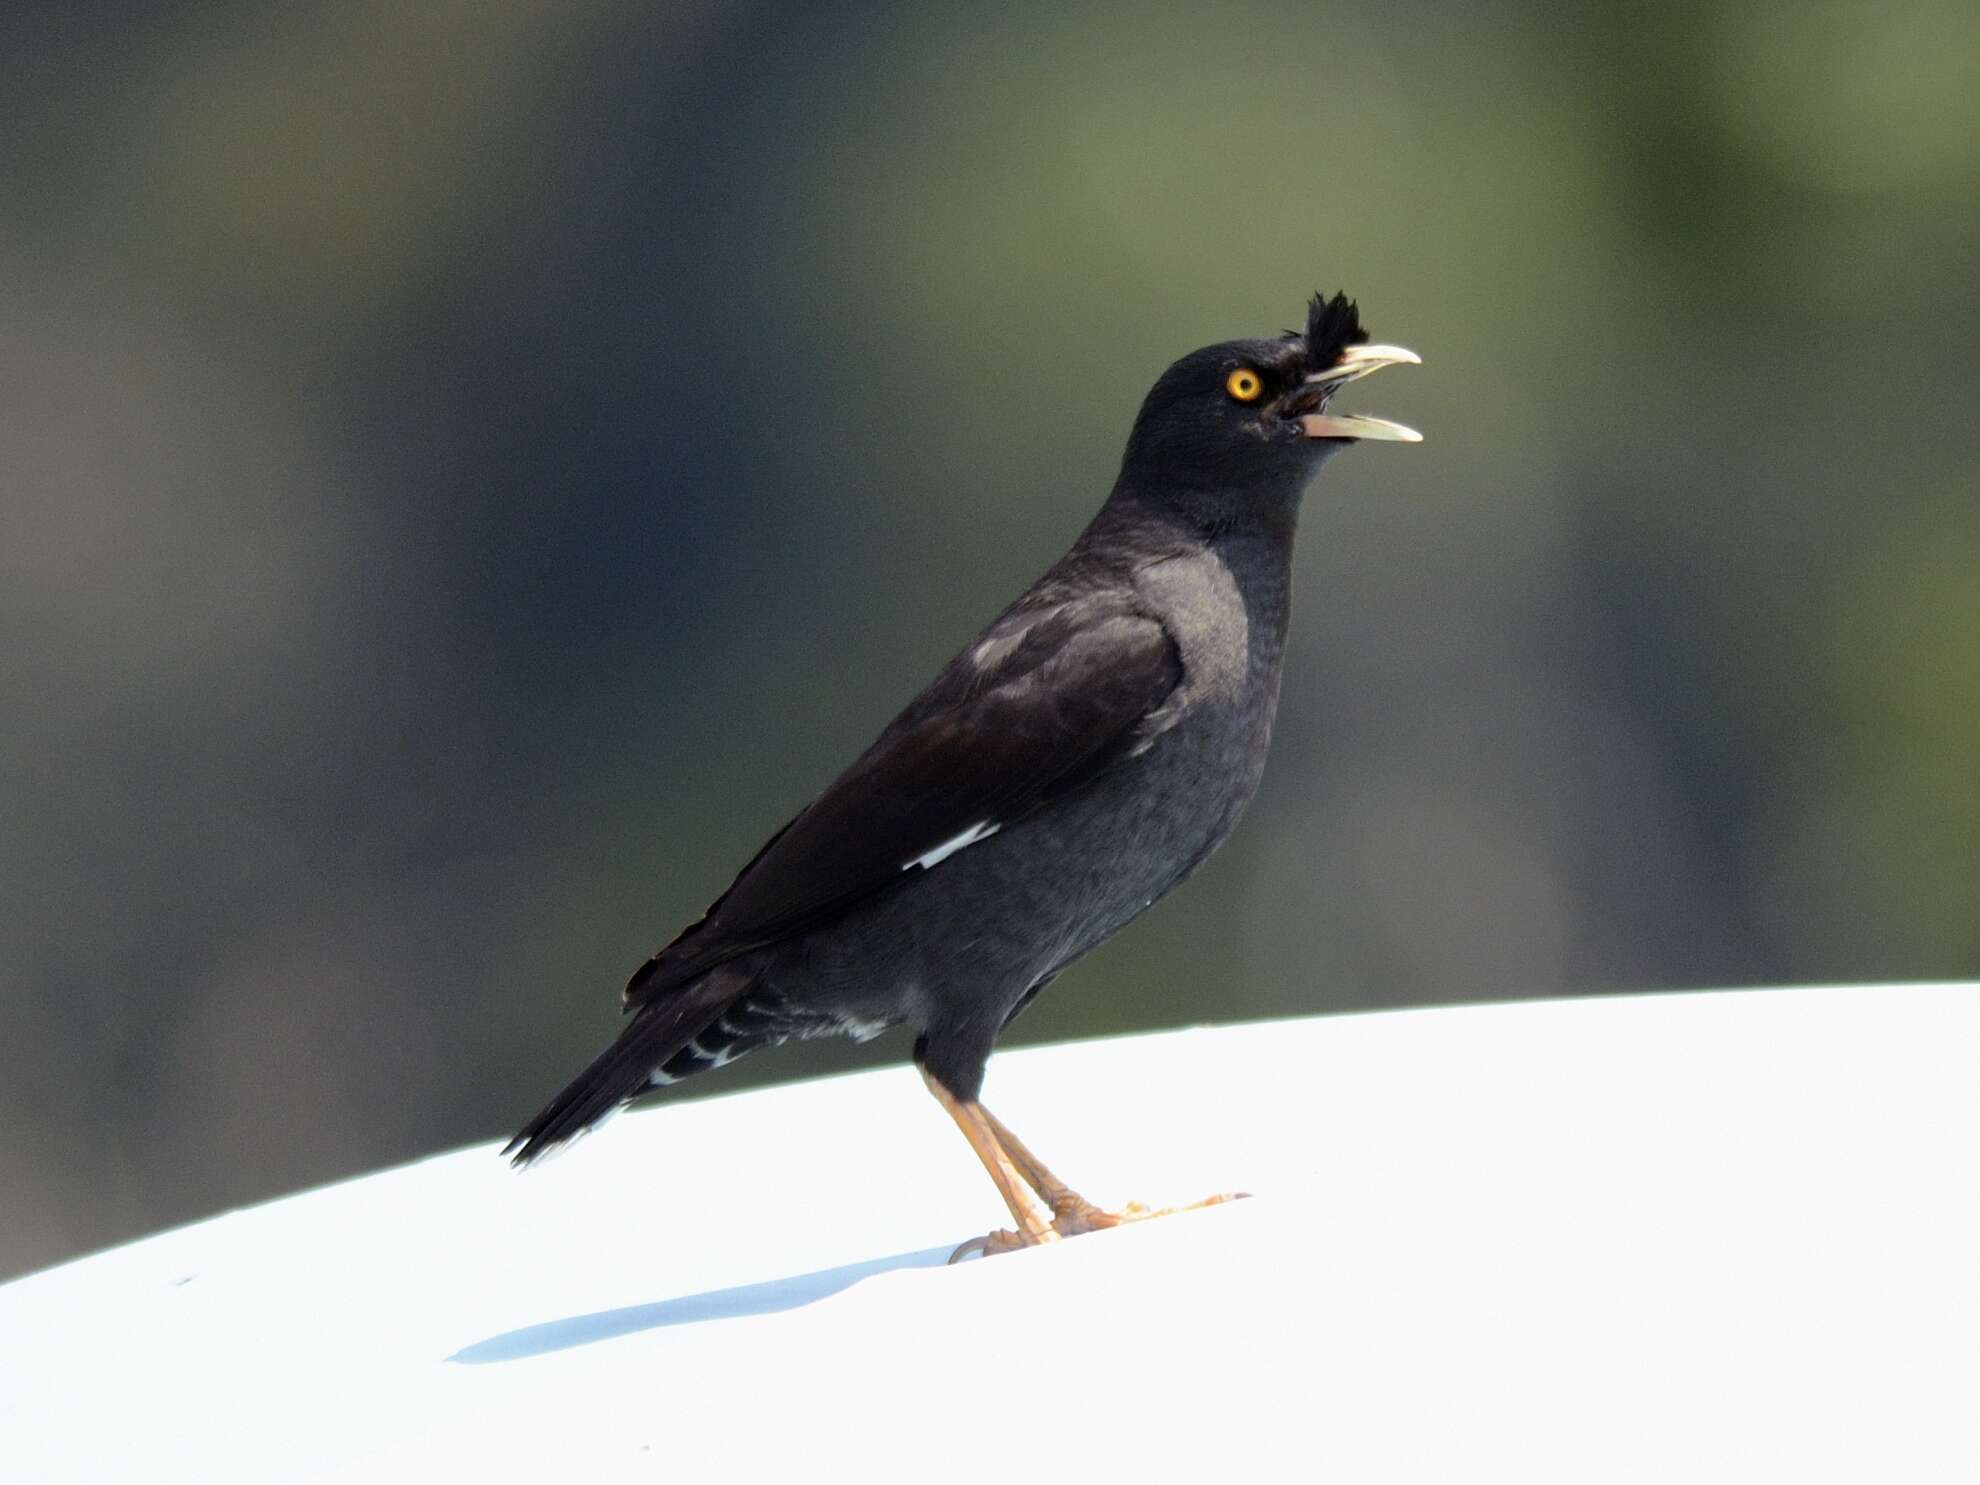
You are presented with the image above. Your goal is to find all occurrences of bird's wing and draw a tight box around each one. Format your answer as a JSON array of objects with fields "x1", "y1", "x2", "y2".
[{"x1": 625, "y1": 599, "x2": 1183, "y2": 1006}]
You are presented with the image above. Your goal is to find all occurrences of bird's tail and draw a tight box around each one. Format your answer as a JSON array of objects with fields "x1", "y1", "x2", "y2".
[{"x1": 503, "y1": 968, "x2": 747, "y2": 1167}]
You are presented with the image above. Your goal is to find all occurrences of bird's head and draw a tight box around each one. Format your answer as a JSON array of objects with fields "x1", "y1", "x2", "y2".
[{"x1": 1119, "y1": 291, "x2": 1420, "y2": 512}]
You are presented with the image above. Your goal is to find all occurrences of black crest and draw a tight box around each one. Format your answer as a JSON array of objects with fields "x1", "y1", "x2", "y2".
[{"x1": 1298, "y1": 291, "x2": 1367, "y2": 369}]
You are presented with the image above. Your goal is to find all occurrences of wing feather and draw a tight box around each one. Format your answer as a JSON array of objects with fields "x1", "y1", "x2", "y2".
[{"x1": 625, "y1": 598, "x2": 1181, "y2": 1006}]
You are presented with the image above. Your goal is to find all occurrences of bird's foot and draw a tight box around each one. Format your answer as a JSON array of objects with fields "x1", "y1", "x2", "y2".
[
  {"x1": 1048, "y1": 1190, "x2": 1248, "y2": 1237},
  {"x1": 948, "y1": 1191, "x2": 1247, "y2": 1260}
]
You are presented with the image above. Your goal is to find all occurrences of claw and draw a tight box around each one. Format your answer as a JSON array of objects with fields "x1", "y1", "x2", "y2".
[{"x1": 948, "y1": 1226, "x2": 1051, "y2": 1263}]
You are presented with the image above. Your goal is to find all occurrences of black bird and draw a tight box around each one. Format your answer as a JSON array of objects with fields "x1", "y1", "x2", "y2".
[{"x1": 507, "y1": 291, "x2": 1420, "y2": 1256}]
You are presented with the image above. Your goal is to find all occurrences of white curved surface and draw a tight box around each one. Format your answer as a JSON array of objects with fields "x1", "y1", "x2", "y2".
[{"x1": 3, "y1": 985, "x2": 1976, "y2": 1483}]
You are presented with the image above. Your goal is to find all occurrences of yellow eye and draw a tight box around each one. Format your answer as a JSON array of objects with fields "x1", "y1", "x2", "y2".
[{"x1": 1225, "y1": 368, "x2": 1264, "y2": 403}]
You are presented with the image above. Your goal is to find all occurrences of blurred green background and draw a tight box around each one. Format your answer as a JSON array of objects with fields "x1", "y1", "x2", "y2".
[{"x1": 4, "y1": 0, "x2": 1977, "y2": 1280}]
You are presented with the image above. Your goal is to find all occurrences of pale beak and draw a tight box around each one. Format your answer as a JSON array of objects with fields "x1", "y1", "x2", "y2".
[
  {"x1": 1297, "y1": 343, "x2": 1423, "y2": 443},
  {"x1": 1298, "y1": 412, "x2": 1423, "y2": 442},
  {"x1": 1302, "y1": 343, "x2": 1421, "y2": 386}
]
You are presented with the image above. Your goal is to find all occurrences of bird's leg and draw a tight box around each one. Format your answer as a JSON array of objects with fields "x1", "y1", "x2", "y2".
[
  {"x1": 918, "y1": 1066, "x2": 1058, "y2": 1260},
  {"x1": 977, "y1": 1103, "x2": 1248, "y2": 1239},
  {"x1": 921, "y1": 1064, "x2": 1244, "y2": 1258},
  {"x1": 972, "y1": 1104, "x2": 1120, "y2": 1234}
]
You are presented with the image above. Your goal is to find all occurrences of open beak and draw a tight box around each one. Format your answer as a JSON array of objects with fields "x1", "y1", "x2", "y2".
[{"x1": 1297, "y1": 342, "x2": 1423, "y2": 443}]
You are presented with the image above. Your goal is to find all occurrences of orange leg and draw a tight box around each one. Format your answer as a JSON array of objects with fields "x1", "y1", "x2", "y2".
[
  {"x1": 922, "y1": 1067, "x2": 1245, "y2": 1260},
  {"x1": 919, "y1": 1066, "x2": 1058, "y2": 1258},
  {"x1": 978, "y1": 1103, "x2": 1244, "y2": 1236}
]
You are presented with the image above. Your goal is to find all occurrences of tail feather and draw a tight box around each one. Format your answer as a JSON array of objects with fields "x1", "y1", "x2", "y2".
[{"x1": 504, "y1": 970, "x2": 745, "y2": 1167}]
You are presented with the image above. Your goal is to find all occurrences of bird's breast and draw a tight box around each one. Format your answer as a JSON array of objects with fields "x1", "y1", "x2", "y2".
[
  {"x1": 1045, "y1": 543, "x2": 1293, "y2": 914},
  {"x1": 1136, "y1": 550, "x2": 1257, "y2": 709}
]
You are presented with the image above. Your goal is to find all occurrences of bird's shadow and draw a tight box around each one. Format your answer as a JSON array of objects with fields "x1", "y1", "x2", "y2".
[{"x1": 449, "y1": 1245, "x2": 955, "y2": 1365}]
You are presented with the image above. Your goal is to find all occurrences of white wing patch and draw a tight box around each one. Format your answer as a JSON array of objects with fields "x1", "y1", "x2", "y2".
[
  {"x1": 905, "y1": 819, "x2": 1001, "y2": 871},
  {"x1": 835, "y1": 1014, "x2": 892, "y2": 1043}
]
